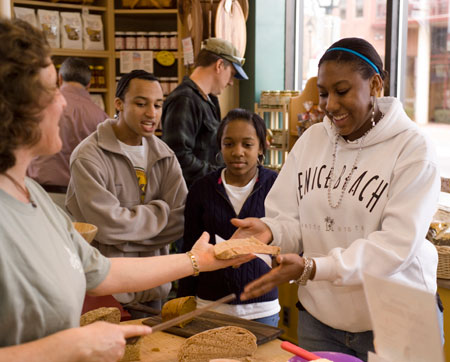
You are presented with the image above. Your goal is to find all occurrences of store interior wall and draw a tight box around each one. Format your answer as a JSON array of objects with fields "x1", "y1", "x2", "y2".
[{"x1": 240, "y1": 0, "x2": 286, "y2": 111}]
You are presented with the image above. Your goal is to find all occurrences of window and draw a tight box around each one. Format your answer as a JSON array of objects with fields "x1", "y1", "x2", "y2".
[
  {"x1": 355, "y1": 0, "x2": 364, "y2": 17},
  {"x1": 404, "y1": 0, "x2": 450, "y2": 124}
]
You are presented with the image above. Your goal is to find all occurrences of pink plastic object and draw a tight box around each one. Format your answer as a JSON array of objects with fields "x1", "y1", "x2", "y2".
[{"x1": 281, "y1": 341, "x2": 322, "y2": 360}]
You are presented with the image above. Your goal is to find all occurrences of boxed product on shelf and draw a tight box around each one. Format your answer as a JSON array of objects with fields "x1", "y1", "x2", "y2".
[
  {"x1": 60, "y1": 12, "x2": 82, "y2": 49},
  {"x1": 37, "y1": 9, "x2": 60, "y2": 48},
  {"x1": 14, "y1": 7, "x2": 37, "y2": 28},
  {"x1": 50, "y1": 0, "x2": 94, "y2": 3},
  {"x1": 82, "y1": 13, "x2": 104, "y2": 50}
]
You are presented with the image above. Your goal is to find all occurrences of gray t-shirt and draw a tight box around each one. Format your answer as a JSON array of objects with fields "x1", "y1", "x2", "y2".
[{"x1": 0, "y1": 178, "x2": 110, "y2": 346}]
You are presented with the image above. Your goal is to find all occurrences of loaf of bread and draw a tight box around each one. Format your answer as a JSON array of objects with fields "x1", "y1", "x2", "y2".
[
  {"x1": 80, "y1": 307, "x2": 121, "y2": 327},
  {"x1": 161, "y1": 296, "x2": 197, "y2": 328},
  {"x1": 177, "y1": 326, "x2": 257, "y2": 362},
  {"x1": 214, "y1": 236, "x2": 280, "y2": 260}
]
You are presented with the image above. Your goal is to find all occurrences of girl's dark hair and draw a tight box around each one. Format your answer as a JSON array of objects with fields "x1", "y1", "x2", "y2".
[
  {"x1": 115, "y1": 69, "x2": 159, "y2": 100},
  {"x1": 318, "y1": 37, "x2": 388, "y2": 82},
  {"x1": 0, "y1": 18, "x2": 51, "y2": 173},
  {"x1": 216, "y1": 108, "x2": 267, "y2": 158}
]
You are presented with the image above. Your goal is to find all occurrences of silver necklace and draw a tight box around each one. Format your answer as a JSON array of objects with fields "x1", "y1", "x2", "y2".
[{"x1": 327, "y1": 112, "x2": 384, "y2": 209}]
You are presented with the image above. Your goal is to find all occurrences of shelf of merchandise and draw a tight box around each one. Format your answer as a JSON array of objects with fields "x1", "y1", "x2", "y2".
[
  {"x1": 254, "y1": 103, "x2": 289, "y2": 171},
  {"x1": 10, "y1": 0, "x2": 185, "y2": 116},
  {"x1": 11, "y1": 0, "x2": 116, "y2": 115}
]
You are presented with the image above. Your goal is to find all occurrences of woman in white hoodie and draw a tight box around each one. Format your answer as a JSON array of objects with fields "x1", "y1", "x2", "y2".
[{"x1": 234, "y1": 37, "x2": 442, "y2": 361}]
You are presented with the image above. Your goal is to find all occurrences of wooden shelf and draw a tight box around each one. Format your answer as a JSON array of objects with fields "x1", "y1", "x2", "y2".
[
  {"x1": 12, "y1": 0, "x2": 106, "y2": 11},
  {"x1": 114, "y1": 9, "x2": 177, "y2": 15},
  {"x1": 114, "y1": 50, "x2": 181, "y2": 58},
  {"x1": 89, "y1": 88, "x2": 107, "y2": 93},
  {"x1": 51, "y1": 48, "x2": 112, "y2": 58}
]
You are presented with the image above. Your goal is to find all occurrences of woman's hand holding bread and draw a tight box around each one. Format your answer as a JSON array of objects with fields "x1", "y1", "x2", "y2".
[
  {"x1": 190, "y1": 232, "x2": 255, "y2": 272},
  {"x1": 75, "y1": 322, "x2": 151, "y2": 362}
]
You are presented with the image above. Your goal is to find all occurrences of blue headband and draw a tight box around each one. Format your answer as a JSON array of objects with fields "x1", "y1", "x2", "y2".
[{"x1": 326, "y1": 47, "x2": 380, "y2": 75}]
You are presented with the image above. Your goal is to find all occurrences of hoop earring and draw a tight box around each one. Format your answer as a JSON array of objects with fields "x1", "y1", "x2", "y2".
[
  {"x1": 371, "y1": 96, "x2": 376, "y2": 127},
  {"x1": 215, "y1": 152, "x2": 222, "y2": 164},
  {"x1": 258, "y1": 153, "x2": 266, "y2": 165}
]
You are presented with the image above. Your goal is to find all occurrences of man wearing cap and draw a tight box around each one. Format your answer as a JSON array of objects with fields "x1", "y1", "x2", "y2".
[{"x1": 162, "y1": 37, "x2": 248, "y2": 188}]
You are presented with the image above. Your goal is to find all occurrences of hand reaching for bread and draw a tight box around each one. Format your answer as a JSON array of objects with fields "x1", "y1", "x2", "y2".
[
  {"x1": 230, "y1": 217, "x2": 273, "y2": 244},
  {"x1": 241, "y1": 253, "x2": 305, "y2": 301}
]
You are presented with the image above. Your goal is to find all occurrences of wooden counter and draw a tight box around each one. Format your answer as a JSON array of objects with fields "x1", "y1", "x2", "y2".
[{"x1": 122, "y1": 319, "x2": 294, "y2": 362}]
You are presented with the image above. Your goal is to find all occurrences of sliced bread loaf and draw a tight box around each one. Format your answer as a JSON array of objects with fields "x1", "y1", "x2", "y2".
[
  {"x1": 80, "y1": 307, "x2": 121, "y2": 326},
  {"x1": 214, "y1": 236, "x2": 280, "y2": 260},
  {"x1": 177, "y1": 326, "x2": 257, "y2": 362},
  {"x1": 161, "y1": 296, "x2": 197, "y2": 328}
]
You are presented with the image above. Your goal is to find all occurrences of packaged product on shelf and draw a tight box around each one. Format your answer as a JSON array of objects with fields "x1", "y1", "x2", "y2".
[
  {"x1": 94, "y1": 65, "x2": 106, "y2": 88},
  {"x1": 168, "y1": 31, "x2": 178, "y2": 50},
  {"x1": 82, "y1": 13, "x2": 104, "y2": 50},
  {"x1": 60, "y1": 12, "x2": 82, "y2": 49},
  {"x1": 115, "y1": 31, "x2": 125, "y2": 50},
  {"x1": 125, "y1": 31, "x2": 137, "y2": 50},
  {"x1": 90, "y1": 94, "x2": 105, "y2": 111},
  {"x1": 136, "y1": 31, "x2": 148, "y2": 50},
  {"x1": 148, "y1": 32, "x2": 160, "y2": 50},
  {"x1": 159, "y1": 32, "x2": 169, "y2": 50},
  {"x1": 37, "y1": 9, "x2": 60, "y2": 48},
  {"x1": 14, "y1": 7, "x2": 37, "y2": 28}
]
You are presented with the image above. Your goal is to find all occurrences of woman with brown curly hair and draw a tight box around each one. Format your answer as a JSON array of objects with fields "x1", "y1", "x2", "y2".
[{"x1": 0, "y1": 18, "x2": 253, "y2": 361}]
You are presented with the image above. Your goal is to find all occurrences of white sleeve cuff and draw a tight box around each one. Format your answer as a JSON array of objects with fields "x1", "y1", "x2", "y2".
[{"x1": 312, "y1": 256, "x2": 338, "y2": 282}]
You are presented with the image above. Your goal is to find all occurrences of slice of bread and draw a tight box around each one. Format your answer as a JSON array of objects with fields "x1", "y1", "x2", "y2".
[
  {"x1": 214, "y1": 236, "x2": 280, "y2": 260},
  {"x1": 177, "y1": 326, "x2": 257, "y2": 362},
  {"x1": 161, "y1": 296, "x2": 197, "y2": 328},
  {"x1": 80, "y1": 307, "x2": 121, "y2": 326},
  {"x1": 120, "y1": 338, "x2": 143, "y2": 362}
]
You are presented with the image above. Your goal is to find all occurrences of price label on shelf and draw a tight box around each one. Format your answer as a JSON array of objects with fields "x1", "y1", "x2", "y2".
[
  {"x1": 119, "y1": 51, "x2": 153, "y2": 74},
  {"x1": 182, "y1": 37, "x2": 194, "y2": 66}
]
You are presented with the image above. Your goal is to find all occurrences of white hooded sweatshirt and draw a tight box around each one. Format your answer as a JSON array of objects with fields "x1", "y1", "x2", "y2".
[{"x1": 263, "y1": 97, "x2": 440, "y2": 332}]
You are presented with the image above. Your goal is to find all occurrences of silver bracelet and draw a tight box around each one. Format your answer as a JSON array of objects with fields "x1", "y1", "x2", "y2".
[{"x1": 294, "y1": 257, "x2": 314, "y2": 286}]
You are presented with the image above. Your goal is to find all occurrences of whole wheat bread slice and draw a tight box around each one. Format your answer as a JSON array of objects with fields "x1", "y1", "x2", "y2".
[
  {"x1": 214, "y1": 236, "x2": 280, "y2": 260},
  {"x1": 177, "y1": 326, "x2": 257, "y2": 362}
]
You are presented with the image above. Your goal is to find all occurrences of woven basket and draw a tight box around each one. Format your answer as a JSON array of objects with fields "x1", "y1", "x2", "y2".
[{"x1": 436, "y1": 245, "x2": 450, "y2": 279}]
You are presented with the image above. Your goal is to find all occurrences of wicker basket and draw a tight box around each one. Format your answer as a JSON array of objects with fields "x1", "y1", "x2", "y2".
[
  {"x1": 121, "y1": 0, "x2": 174, "y2": 9},
  {"x1": 436, "y1": 245, "x2": 450, "y2": 279}
]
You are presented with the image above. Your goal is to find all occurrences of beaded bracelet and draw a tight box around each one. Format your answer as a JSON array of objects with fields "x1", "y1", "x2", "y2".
[
  {"x1": 294, "y1": 257, "x2": 314, "y2": 286},
  {"x1": 186, "y1": 251, "x2": 200, "y2": 277}
]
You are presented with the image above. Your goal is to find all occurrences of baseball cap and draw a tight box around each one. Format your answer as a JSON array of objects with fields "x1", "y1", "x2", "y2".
[{"x1": 202, "y1": 38, "x2": 248, "y2": 80}]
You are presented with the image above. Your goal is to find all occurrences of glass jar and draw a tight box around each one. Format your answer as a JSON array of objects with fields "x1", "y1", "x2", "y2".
[
  {"x1": 136, "y1": 31, "x2": 148, "y2": 50},
  {"x1": 115, "y1": 31, "x2": 125, "y2": 50},
  {"x1": 268, "y1": 90, "x2": 280, "y2": 106},
  {"x1": 159, "y1": 32, "x2": 170, "y2": 50},
  {"x1": 124, "y1": 31, "x2": 137, "y2": 50},
  {"x1": 148, "y1": 32, "x2": 160, "y2": 50},
  {"x1": 89, "y1": 65, "x2": 97, "y2": 88},
  {"x1": 280, "y1": 90, "x2": 291, "y2": 105},
  {"x1": 94, "y1": 65, "x2": 105, "y2": 88},
  {"x1": 260, "y1": 90, "x2": 270, "y2": 107},
  {"x1": 168, "y1": 77, "x2": 178, "y2": 93},
  {"x1": 168, "y1": 31, "x2": 178, "y2": 50},
  {"x1": 159, "y1": 77, "x2": 170, "y2": 96}
]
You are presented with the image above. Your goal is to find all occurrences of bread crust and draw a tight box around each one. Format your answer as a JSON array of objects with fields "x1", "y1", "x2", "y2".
[
  {"x1": 214, "y1": 236, "x2": 280, "y2": 260},
  {"x1": 161, "y1": 296, "x2": 197, "y2": 328},
  {"x1": 177, "y1": 326, "x2": 257, "y2": 362}
]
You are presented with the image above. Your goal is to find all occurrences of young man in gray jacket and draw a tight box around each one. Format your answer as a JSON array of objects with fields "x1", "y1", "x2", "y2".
[{"x1": 66, "y1": 70, "x2": 187, "y2": 316}]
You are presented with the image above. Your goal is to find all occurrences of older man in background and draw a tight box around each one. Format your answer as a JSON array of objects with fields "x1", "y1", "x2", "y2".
[{"x1": 28, "y1": 57, "x2": 108, "y2": 208}]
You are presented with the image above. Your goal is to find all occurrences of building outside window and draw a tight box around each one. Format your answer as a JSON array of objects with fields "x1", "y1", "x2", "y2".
[{"x1": 299, "y1": 0, "x2": 449, "y2": 126}]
